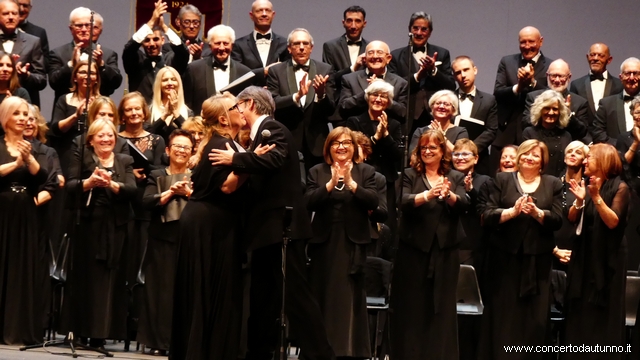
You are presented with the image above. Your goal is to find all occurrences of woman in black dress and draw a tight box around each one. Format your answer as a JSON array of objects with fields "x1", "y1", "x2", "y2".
[
  {"x1": 563, "y1": 143, "x2": 628, "y2": 359},
  {"x1": 305, "y1": 126, "x2": 378, "y2": 359},
  {"x1": 523, "y1": 89, "x2": 572, "y2": 177},
  {"x1": 0, "y1": 97, "x2": 47, "y2": 344},
  {"x1": 479, "y1": 139, "x2": 563, "y2": 360},
  {"x1": 170, "y1": 93, "x2": 250, "y2": 360},
  {"x1": 60, "y1": 119, "x2": 136, "y2": 348},
  {"x1": 138, "y1": 129, "x2": 194, "y2": 356},
  {"x1": 148, "y1": 66, "x2": 193, "y2": 144},
  {"x1": 390, "y1": 129, "x2": 469, "y2": 360},
  {"x1": 0, "y1": 51, "x2": 30, "y2": 104}
]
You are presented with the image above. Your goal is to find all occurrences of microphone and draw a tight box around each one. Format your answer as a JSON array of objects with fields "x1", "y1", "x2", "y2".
[
  {"x1": 260, "y1": 129, "x2": 272, "y2": 146},
  {"x1": 408, "y1": 33, "x2": 413, "y2": 38}
]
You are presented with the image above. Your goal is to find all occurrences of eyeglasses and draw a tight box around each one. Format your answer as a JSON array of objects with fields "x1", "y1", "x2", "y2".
[
  {"x1": 419, "y1": 145, "x2": 440, "y2": 153},
  {"x1": 366, "y1": 50, "x2": 387, "y2": 56},
  {"x1": 622, "y1": 71, "x2": 640, "y2": 79},
  {"x1": 433, "y1": 101, "x2": 452, "y2": 108},
  {"x1": 547, "y1": 73, "x2": 569, "y2": 80},
  {"x1": 171, "y1": 144, "x2": 193, "y2": 152},
  {"x1": 181, "y1": 20, "x2": 200, "y2": 27},
  {"x1": 72, "y1": 23, "x2": 92, "y2": 30},
  {"x1": 330, "y1": 140, "x2": 353, "y2": 148},
  {"x1": 452, "y1": 151, "x2": 474, "y2": 158},
  {"x1": 368, "y1": 92, "x2": 389, "y2": 100},
  {"x1": 228, "y1": 101, "x2": 245, "y2": 112}
]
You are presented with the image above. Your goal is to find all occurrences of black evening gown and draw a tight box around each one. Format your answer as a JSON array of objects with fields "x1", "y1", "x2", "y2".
[
  {"x1": 478, "y1": 172, "x2": 563, "y2": 360},
  {"x1": 137, "y1": 168, "x2": 189, "y2": 351},
  {"x1": 48, "y1": 94, "x2": 79, "y2": 175},
  {"x1": 563, "y1": 177, "x2": 628, "y2": 360},
  {"x1": 170, "y1": 134, "x2": 245, "y2": 360},
  {"x1": 0, "y1": 137, "x2": 48, "y2": 344}
]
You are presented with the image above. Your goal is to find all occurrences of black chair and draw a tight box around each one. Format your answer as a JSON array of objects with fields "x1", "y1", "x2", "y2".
[
  {"x1": 456, "y1": 264, "x2": 483, "y2": 315},
  {"x1": 364, "y1": 256, "x2": 392, "y2": 360}
]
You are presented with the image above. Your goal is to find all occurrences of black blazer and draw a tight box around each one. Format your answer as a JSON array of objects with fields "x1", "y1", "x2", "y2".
[
  {"x1": 305, "y1": 162, "x2": 378, "y2": 244},
  {"x1": 122, "y1": 38, "x2": 189, "y2": 103},
  {"x1": 49, "y1": 42, "x2": 122, "y2": 106},
  {"x1": 456, "y1": 88, "x2": 498, "y2": 153},
  {"x1": 591, "y1": 92, "x2": 629, "y2": 145},
  {"x1": 267, "y1": 60, "x2": 335, "y2": 157},
  {"x1": 523, "y1": 89, "x2": 591, "y2": 142},
  {"x1": 399, "y1": 168, "x2": 469, "y2": 251},
  {"x1": 19, "y1": 21, "x2": 49, "y2": 70},
  {"x1": 493, "y1": 53, "x2": 552, "y2": 146},
  {"x1": 482, "y1": 172, "x2": 563, "y2": 254},
  {"x1": 345, "y1": 112, "x2": 402, "y2": 181},
  {"x1": 322, "y1": 35, "x2": 368, "y2": 82},
  {"x1": 231, "y1": 32, "x2": 290, "y2": 86},
  {"x1": 66, "y1": 150, "x2": 136, "y2": 227},
  {"x1": 10, "y1": 31, "x2": 46, "y2": 106},
  {"x1": 182, "y1": 56, "x2": 252, "y2": 115},
  {"x1": 339, "y1": 69, "x2": 408, "y2": 124},
  {"x1": 570, "y1": 73, "x2": 624, "y2": 115},
  {"x1": 231, "y1": 116, "x2": 312, "y2": 249}
]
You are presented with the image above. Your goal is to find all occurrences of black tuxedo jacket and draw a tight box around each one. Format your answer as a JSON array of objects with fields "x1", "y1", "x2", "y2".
[
  {"x1": 456, "y1": 88, "x2": 498, "y2": 153},
  {"x1": 49, "y1": 42, "x2": 122, "y2": 106},
  {"x1": 339, "y1": 69, "x2": 408, "y2": 124},
  {"x1": 570, "y1": 73, "x2": 624, "y2": 115},
  {"x1": 122, "y1": 38, "x2": 189, "y2": 103},
  {"x1": 322, "y1": 35, "x2": 368, "y2": 80},
  {"x1": 305, "y1": 162, "x2": 378, "y2": 244},
  {"x1": 231, "y1": 116, "x2": 312, "y2": 249},
  {"x1": 161, "y1": 34, "x2": 211, "y2": 64},
  {"x1": 388, "y1": 43, "x2": 456, "y2": 121},
  {"x1": 8, "y1": 31, "x2": 46, "y2": 106},
  {"x1": 493, "y1": 53, "x2": 552, "y2": 146},
  {"x1": 267, "y1": 60, "x2": 335, "y2": 157},
  {"x1": 523, "y1": 90, "x2": 591, "y2": 142},
  {"x1": 19, "y1": 21, "x2": 49, "y2": 69},
  {"x1": 231, "y1": 32, "x2": 290, "y2": 86},
  {"x1": 182, "y1": 56, "x2": 252, "y2": 116},
  {"x1": 591, "y1": 93, "x2": 630, "y2": 144},
  {"x1": 399, "y1": 168, "x2": 469, "y2": 251}
]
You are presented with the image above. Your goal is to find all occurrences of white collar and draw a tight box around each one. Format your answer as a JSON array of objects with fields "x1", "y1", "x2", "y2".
[{"x1": 250, "y1": 114, "x2": 269, "y2": 140}]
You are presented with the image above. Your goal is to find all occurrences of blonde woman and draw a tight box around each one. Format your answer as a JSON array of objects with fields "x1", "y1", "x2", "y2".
[{"x1": 149, "y1": 66, "x2": 193, "y2": 143}]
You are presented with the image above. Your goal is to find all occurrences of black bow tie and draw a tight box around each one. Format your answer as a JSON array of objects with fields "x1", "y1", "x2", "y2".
[
  {"x1": 623, "y1": 95, "x2": 635, "y2": 102},
  {"x1": 0, "y1": 32, "x2": 16, "y2": 42},
  {"x1": 412, "y1": 45, "x2": 426, "y2": 53},
  {"x1": 213, "y1": 61, "x2": 228, "y2": 71},
  {"x1": 520, "y1": 59, "x2": 536, "y2": 67},
  {"x1": 346, "y1": 39, "x2": 362, "y2": 46},
  {"x1": 256, "y1": 33, "x2": 271, "y2": 40},
  {"x1": 590, "y1": 73, "x2": 605, "y2": 81},
  {"x1": 294, "y1": 63, "x2": 309, "y2": 72},
  {"x1": 459, "y1": 93, "x2": 475, "y2": 101}
]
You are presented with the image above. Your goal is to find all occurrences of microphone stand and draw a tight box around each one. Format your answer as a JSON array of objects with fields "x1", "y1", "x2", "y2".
[
  {"x1": 21, "y1": 11, "x2": 113, "y2": 358},
  {"x1": 396, "y1": 34, "x2": 413, "y2": 241},
  {"x1": 278, "y1": 206, "x2": 293, "y2": 360}
]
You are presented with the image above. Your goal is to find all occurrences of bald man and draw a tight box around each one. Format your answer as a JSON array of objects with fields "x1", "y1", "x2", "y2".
[
  {"x1": 491, "y1": 26, "x2": 553, "y2": 169},
  {"x1": 231, "y1": 0, "x2": 290, "y2": 86},
  {"x1": 339, "y1": 40, "x2": 408, "y2": 124},
  {"x1": 523, "y1": 59, "x2": 592, "y2": 142},
  {"x1": 570, "y1": 43, "x2": 624, "y2": 114}
]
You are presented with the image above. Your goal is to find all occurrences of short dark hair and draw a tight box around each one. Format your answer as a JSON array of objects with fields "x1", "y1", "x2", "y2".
[
  {"x1": 343, "y1": 5, "x2": 366, "y2": 20},
  {"x1": 168, "y1": 129, "x2": 195, "y2": 148},
  {"x1": 409, "y1": 11, "x2": 433, "y2": 31}
]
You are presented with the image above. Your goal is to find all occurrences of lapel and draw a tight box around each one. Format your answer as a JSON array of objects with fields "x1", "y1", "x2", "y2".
[
  {"x1": 356, "y1": 70, "x2": 369, "y2": 94},
  {"x1": 266, "y1": 35, "x2": 281, "y2": 65},
  {"x1": 229, "y1": 59, "x2": 237, "y2": 82},
  {"x1": 604, "y1": 77, "x2": 614, "y2": 97},
  {"x1": 11, "y1": 32, "x2": 24, "y2": 57},
  {"x1": 304, "y1": 60, "x2": 317, "y2": 109},
  {"x1": 286, "y1": 61, "x2": 298, "y2": 97},
  {"x1": 205, "y1": 56, "x2": 216, "y2": 95},
  {"x1": 470, "y1": 90, "x2": 483, "y2": 118},
  {"x1": 246, "y1": 36, "x2": 262, "y2": 66},
  {"x1": 616, "y1": 94, "x2": 627, "y2": 135},
  {"x1": 405, "y1": 46, "x2": 419, "y2": 73},
  {"x1": 338, "y1": 36, "x2": 351, "y2": 68},
  {"x1": 584, "y1": 77, "x2": 596, "y2": 113},
  {"x1": 252, "y1": 116, "x2": 272, "y2": 151}
]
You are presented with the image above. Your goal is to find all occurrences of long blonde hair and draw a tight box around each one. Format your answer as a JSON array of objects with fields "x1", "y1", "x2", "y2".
[{"x1": 150, "y1": 66, "x2": 189, "y2": 122}]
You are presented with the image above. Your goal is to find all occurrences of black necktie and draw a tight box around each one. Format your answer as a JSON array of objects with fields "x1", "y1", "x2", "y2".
[
  {"x1": 213, "y1": 61, "x2": 228, "y2": 71},
  {"x1": 346, "y1": 39, "x2": 362, "y2": 46},
  {"x1": 459, "y1": 93, "x2": 475, "y2": 101},
  {"x1": 590, "y1": 73, "x2": 605, "y2": 81},
  {"x1": 294, "y1": 63, "x2": 309, "y2": 72},
  {"x1": 412, "y1": 45, "x2": 426, "y2": 53},
  {"x1": 0, "y1": 32, "x2": 16, "y2": 42},
  {"x1": 624, "y1": 95, "x2": 635, "y2": 102},
  {"x1": 256, "y1": 33, "x2": 271, "y2": 40}
]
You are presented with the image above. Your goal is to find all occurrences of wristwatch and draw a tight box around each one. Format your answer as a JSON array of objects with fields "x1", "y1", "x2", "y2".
[{"x1": 595, "y1": 198, "x2": 603, "y2": 205}]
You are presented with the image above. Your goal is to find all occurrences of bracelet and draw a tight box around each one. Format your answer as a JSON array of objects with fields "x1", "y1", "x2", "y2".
[{"x1": 572, "y1": 199, "x2": 585, "y2": 210}]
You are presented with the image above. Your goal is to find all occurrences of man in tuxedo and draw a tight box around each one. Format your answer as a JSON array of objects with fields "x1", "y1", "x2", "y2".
[
  {"x1": 182, "y1": 24, "x2": 252, "y2": 115},
  {"x1": 17, "y1": 0, "x2": 48, "y2": 69},
  {"x1": 0, "y1": 0, "x2": 45, "y2": 105},
  {"x1": 591, "y1": 57, "x2": 640, "y2": 144},
  {"x1": 162, "y1": 4, "x2": 209, "y2": 64},
  {"x1": 123, "y1": 1, "x2": 188, "y2": 104},
  {"x1": 523, "y1": 59, "x2": 591, "y2": 142},
  {"x1": 266, "y1": 28, "x2": 335, "y2": 168},
  {"x1": 49, "y1": 7, "x2": 122, "y2": 108},
  {"x1": 339, "y1": 40, "x2": 408, "y2": 125},
  {"x1": 452, "y1": 55, "x2": 497, "y2": 175},
  {"x1": 231, "y1": 0, "x2": 290, "y2": 86},
  {"x1": 388, "y1": 11, "x2": 456, "y2": 135},
  {"x1": 492, "y1": 26, "x2": 552, "y2": 171},
  {"x1": 210, "y1": 86, "x2": 335, "y2": 360},
  {"x1": 570, "y1": 43, "x2": 624, "y2": 115}
]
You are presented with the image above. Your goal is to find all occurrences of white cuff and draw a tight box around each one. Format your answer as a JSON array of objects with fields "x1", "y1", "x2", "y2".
[
  {"x1": 132, "y1": 24, "x2": 153, "y2": 43},
  {"x1": 165, "y1": 28, "x2": 182, "y2": 46}
]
